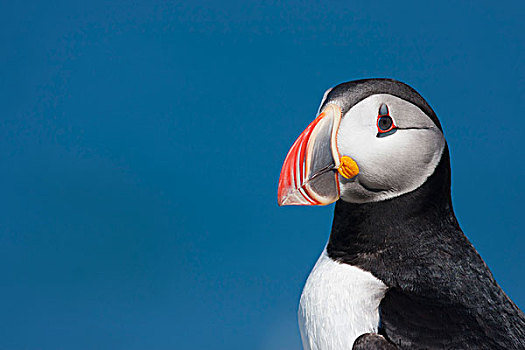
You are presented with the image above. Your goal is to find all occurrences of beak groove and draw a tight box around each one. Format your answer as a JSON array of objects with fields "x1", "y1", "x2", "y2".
[{"x1": 277, "y1": 104, "x2": 342, "y2": 206}]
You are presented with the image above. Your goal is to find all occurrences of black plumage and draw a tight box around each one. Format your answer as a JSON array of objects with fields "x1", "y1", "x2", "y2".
[
  {"x1": 354, "y1": 333, "x2": 397, "y2": 349},
  {"x1": 324, "y1": 79, "x2": 525, "y2": 349}
]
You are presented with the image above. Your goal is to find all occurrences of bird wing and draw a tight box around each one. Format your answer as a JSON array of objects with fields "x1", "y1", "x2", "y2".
[{"x1": 353, "y1": 333, "x2": 397, "y2": 350}]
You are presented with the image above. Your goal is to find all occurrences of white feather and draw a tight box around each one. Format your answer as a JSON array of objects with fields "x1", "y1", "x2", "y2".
[
  {"x1": 298, "y1": 250, "x2": 388, "y2": 350},
  {"x1": 335, "y1": 94, "x2": 445, "y2": 203}
]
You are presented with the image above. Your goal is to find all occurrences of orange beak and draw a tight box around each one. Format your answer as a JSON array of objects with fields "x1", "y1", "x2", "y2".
[{"x1": 277, "y1": 104, "x2": 344, "y2": 206}]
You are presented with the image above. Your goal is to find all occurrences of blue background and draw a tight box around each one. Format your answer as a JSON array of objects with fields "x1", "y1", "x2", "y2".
[{"x1": 1, "y1": 1, "x2": 524, "y2": 349}]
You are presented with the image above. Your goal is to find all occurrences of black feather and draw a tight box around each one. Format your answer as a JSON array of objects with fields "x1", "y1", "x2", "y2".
[
  {"x1": 325, "y1": 80, "x2": 525, "y2": 349},
  {"x1": 353, "y1": 333, "x2": 397, "y2": 350}
]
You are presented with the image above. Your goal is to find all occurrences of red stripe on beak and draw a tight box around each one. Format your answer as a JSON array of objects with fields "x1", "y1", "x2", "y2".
[{"x1": 277, "y1": 104, "x2": 342, "y2": 206}]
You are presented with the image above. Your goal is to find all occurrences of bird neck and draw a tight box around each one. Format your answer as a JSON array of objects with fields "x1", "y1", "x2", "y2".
[{"x1": 327, "y1": 146, "x2": 458, "y2": 266}]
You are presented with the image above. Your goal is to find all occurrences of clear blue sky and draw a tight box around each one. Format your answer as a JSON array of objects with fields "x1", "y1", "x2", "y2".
[{"x1": 1, "y1": 1, "x2": 524, "y2": 349}]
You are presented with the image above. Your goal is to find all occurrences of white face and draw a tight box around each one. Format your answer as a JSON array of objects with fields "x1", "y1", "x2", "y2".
[{"x1": 334, "y1": 94, "x2": 445, "y2": 203}]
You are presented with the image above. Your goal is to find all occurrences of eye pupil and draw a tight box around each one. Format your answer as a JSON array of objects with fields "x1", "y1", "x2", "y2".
[{"x1": 378, "y1": 116, "x2": 393, "y2": 131}]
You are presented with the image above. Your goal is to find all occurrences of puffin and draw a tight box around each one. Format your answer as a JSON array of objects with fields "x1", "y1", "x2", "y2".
[{"x1": 277, "y1": 79, "x2": 525, "y2": 349}]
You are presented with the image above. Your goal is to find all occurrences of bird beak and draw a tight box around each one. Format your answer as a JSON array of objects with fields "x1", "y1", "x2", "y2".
[{"x1": 278, "y1": 104, "x2": 351, "y2": 206}]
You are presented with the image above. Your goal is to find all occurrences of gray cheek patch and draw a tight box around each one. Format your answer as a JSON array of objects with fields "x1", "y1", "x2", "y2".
[
  {"x1": 386, "y1": 97, "x2": 437, "y2": 130},
  {"x1": 336, "y1": 94, "x2": 445, "y2": 203}
]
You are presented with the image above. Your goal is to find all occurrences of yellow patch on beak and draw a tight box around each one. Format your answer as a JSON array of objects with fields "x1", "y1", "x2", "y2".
[{"x1": 338, "y1": 156, "x2": 359, "y2": 179}]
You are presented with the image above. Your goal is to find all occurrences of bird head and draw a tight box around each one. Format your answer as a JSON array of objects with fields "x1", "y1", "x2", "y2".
[{"x1": 277, "y1": 79, "x2": 446, "y2": 205}]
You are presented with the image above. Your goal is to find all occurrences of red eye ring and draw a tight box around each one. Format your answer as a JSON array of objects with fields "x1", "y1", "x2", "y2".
[
  {"x1": 376, "y1": 104, "x2": 397, "y2": 134},
  {"x1": 377, "y1": 115, "x2": 397, "y2": 133}
]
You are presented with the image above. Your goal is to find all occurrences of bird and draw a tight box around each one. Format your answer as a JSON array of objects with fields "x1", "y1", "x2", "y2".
[{"x1": 277, "y1": 79, "x2": 525, "y2": 349}]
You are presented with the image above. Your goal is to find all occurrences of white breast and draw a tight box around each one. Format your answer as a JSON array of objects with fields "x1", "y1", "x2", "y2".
[{"x1": 298, "y1": 250, "x2": 388, "y2": 350}]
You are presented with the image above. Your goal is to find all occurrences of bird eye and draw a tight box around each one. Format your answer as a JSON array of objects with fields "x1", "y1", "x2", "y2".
[
  {"x1": 376, "y1": 104, "x2": 397, "y2": 136},
  {"x1": 378, "y1": 116, "x2": 393, "y2": 131}
]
